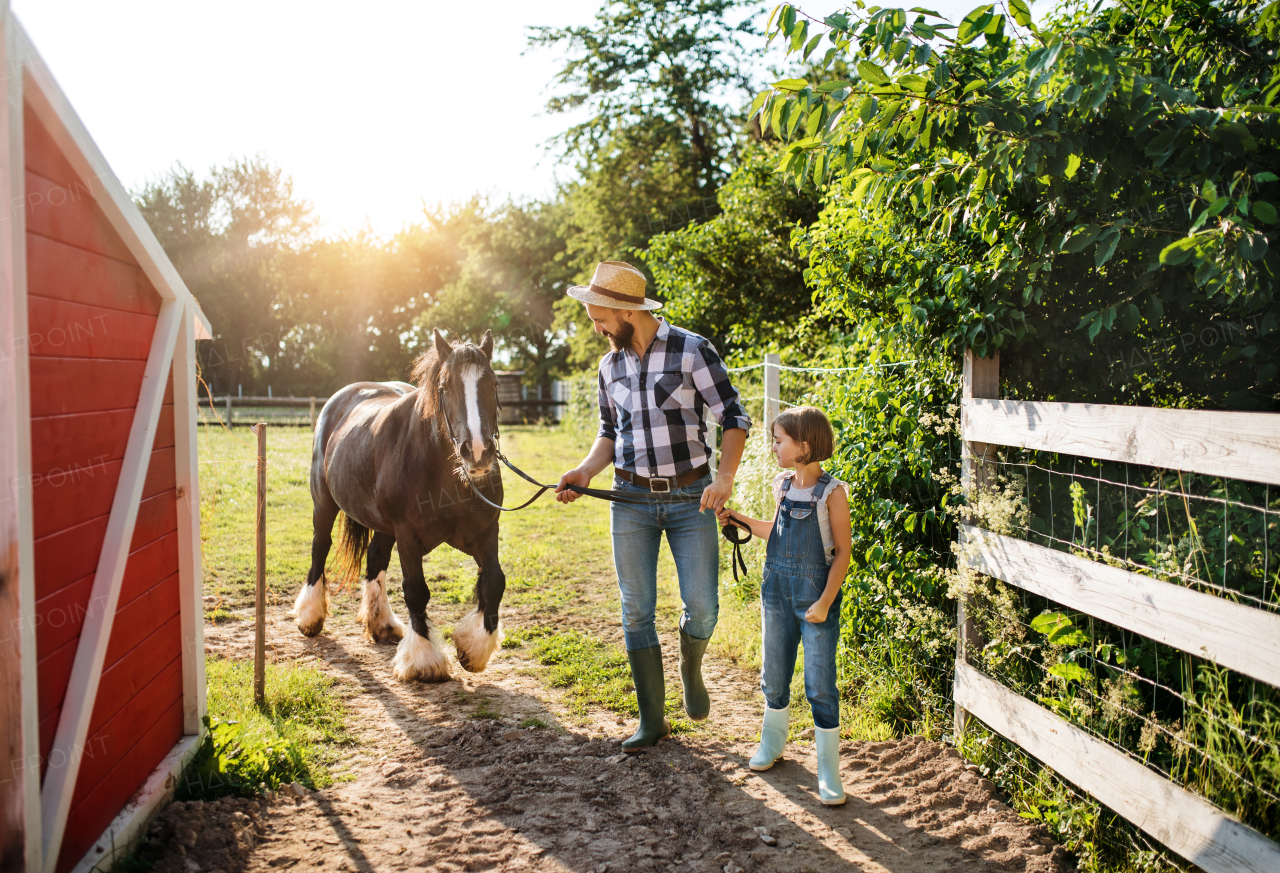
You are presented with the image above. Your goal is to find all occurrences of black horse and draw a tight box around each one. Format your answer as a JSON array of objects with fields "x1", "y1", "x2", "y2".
[{"x1": 291, "y1": 329, "x2": 506, "y2": 681}]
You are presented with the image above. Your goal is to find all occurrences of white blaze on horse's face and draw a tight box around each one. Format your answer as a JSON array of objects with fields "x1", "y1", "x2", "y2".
[{"x1": 461, "y1": 364, "x2": 486, "y2": 472}]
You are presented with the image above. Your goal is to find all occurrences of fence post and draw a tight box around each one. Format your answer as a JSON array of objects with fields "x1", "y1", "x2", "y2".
[
  {"x1": 763, "y1": 353, "x2": 780, "y2": 440},
  {"x1": 309, "y1": 396, "x2": 316, "y2": 431},
  {"x1": 955, "y1": 350, "x2": 999, "y2": 738},
  {"x1": 225, "y1": 395, "x2": 232, "y2": 427},
  {"x1": 253, "y1": 423, "x2": 267, "y2": 706}
]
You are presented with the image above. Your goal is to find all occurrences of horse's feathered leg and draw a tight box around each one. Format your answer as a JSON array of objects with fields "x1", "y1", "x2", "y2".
[
  {"x1": 294, "y1": 499, "x2": 339, "y2": 636},
  {"x1": 358, "y1": 531, "x2": 405, "y2": 643},
  {"x1": 391, "y1": 530, "x2": 451, "y2": 682},
  {"x1": 454, "y1": 520, "x2": 505, "y2": 673}
]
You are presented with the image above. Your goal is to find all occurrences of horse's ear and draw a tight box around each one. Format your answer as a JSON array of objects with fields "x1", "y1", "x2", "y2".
[
  {"x1": 479, "y1": 330, "x2": 493, "y2": 360},
  {"x1": 433, "y1": 328, "x2": 451, "y2": 361}
]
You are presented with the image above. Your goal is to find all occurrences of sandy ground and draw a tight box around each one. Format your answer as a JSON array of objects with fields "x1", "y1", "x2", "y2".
[{"x1": 142, "y1": 589, "x2": 1075, "y2": 873}]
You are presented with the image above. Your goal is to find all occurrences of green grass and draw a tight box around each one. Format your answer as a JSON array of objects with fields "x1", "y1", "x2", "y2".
[
  {"x1": 197, "y1": 424, "x2": 628, "y2": 616},
  {"x1": 199, "y1": 425, "x2": 317, "y2": 609},
  {"x1": 529, "y1": 629, "x2": 699, "y2": 733},
  {"x1": 179, "y1": 657, "x2": 353, "y2": 799},
  {"x1": 468, "y1": 697, "x2": 504, "y2": 720},
  {"x1": 501, "y1": 624, "x2": 553, "y2": 649}
]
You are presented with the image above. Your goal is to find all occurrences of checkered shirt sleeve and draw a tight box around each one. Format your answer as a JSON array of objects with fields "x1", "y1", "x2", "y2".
[{"x1": 595, "y1": 320, "x2": 752, "y2": 478}]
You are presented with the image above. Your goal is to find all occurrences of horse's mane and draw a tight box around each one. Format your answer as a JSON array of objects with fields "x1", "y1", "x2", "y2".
[{"x1": 410, "y1": 341, "x2": 491, "y2": 420}]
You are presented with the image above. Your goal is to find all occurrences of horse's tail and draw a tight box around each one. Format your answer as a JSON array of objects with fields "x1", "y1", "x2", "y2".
[{"x1": 337, "y1": 512, "x2": 373, "y2": 582}]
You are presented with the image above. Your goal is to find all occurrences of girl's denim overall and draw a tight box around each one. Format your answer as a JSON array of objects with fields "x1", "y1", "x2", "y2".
[{"x1": 761, "y1": 473, "x2": 842, "y2": 730}]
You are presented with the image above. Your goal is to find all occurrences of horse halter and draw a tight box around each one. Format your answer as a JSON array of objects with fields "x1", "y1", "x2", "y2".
[{"x1": 436, "y1": 383, "x2": 544, "y2": 513}]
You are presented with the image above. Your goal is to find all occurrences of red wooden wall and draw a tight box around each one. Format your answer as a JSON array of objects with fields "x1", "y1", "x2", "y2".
[{"x1": 24, "y1": 104, "x2": 183, "y2": 873}]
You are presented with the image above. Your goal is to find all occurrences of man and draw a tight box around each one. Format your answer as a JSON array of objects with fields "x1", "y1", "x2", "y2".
[{"x1": 556, "y1": 261, "x2": 751, "y2": 752}]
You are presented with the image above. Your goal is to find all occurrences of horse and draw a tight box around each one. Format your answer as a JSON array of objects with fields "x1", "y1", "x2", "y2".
[{"x1": 290, "y1": 328, "x2": 506, "y2": 681}]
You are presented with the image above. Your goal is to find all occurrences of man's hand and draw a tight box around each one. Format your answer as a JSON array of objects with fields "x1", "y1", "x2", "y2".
[
  {"x1": 700, "y1": 473, "x2": 734, "y2": 513},
  {"x1": 555, "y1": 468, "x2": 593, "y2": 504}
]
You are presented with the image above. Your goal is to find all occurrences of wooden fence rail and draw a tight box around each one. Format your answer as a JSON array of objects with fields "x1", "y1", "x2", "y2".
[{"x1": 955, "y1": 351, "x2": 1280, "y2": 873}]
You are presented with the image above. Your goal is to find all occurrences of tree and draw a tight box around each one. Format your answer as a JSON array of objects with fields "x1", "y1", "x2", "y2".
[
  {"x1": 754, "y1": 0, "x2": 1280, "y2": 408},
  {"x1": 530, "y1": 0, "x2": 761, "y2": 200},
  {"x1": 423, "y1": 199, "x2": 576, "y2": 388},
  {"x1": 136, "y1": 157, "x2": 315, "y2": 395},
  {"x1": 532, "y1": 0, "x2": 764, "y2": 368},
  {"x1": 646, "y1": 143, "x2": 823, "y2": 354},
  {"x1": 137, "y1": 160, "x2": 484, "y2": 395}
]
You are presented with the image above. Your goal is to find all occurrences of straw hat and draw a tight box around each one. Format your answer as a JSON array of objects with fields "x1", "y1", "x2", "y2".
[{"x1": 566, "y1": 261, "x2": 663, "y2": 311}]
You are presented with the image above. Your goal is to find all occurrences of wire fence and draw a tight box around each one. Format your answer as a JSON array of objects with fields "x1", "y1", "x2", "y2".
[{"x1": 955, "y1": 437, "x2": 1280, "y2": 866}]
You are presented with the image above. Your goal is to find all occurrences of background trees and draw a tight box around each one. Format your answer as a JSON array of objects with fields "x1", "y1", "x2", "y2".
[{"x1": 140, "y1": 1, "x2": 1278, "y2": 413}]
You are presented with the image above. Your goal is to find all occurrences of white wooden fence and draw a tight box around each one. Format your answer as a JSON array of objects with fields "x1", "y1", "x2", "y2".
[{"x1": 955, "y1": 351, "x2": 1280, "y2": 873}]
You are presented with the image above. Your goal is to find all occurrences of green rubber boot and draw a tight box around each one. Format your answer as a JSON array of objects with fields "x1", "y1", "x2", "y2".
[
  {"x1": 622, "y1": 645, "x2": 670, "y2": 753},
  {"x1": 678, "y1": 629, "x2": 711, "y2": 721}
]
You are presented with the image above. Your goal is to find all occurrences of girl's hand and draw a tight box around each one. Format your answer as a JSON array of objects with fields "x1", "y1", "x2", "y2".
[
  {"x1": 805, "y1": 601, "x2": 830, "y2": 624},
  {"x1": 715, "y1": 506, "x2": 735, "y2": 524}
]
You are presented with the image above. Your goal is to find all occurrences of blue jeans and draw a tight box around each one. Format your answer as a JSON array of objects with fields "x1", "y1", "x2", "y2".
[
  {"x1": 760, "y1": 564, "x2": 842, "y2": 729},
  {"x1": 610, "y1": 474, "x2": 719, "y2": 651}
]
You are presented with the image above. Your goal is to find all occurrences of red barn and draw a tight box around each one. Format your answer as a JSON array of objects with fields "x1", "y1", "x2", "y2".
[{"x1": 0, "y1": 13, "x2": 210, "y2": 873}]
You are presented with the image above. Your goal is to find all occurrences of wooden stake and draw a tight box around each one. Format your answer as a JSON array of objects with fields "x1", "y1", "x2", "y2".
[
  {"x1": 309, "y1": 396, "x2": 317, "y2": 431},
  {"x1": 763, "y1": 353, "x2": 780, "y2": 441},
  {"x1": 253, "y1": 423, "x2": 266, "y2": 706}
]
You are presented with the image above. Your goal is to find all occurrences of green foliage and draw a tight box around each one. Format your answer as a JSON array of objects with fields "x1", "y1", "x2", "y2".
[
  {"x1": 533, "y1": 0, "x2": 765, "y2": 370},
  {"x1": 647, "y1": 144, "x2": 824, "y2": 353},
  {"x1": 557, "y1": 370, "x2": 603, "y2": 437},
  {"x1": 756, "y1": 0, "x2": 1280, "y2": 408},
  {"x1": 805, "y1": 327, "x2": 959, "y2": 646},
  {"x1": 423, "y1": 199, "x2": 577, "y2": 385},
  {"x1": 138, "y1": 163, "x2": 499, "y2": 394},
  {"x1": 179, "y1": 658, "x2": 351, "y2": 799},
  {"x1": 529, "y1": 0, "x2": 760, "y2": 198}
]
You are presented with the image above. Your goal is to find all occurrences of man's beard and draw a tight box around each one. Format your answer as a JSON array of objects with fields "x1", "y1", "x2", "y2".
[{"x1": 605, "y1": 318, "x2": 635, "y2": 352}]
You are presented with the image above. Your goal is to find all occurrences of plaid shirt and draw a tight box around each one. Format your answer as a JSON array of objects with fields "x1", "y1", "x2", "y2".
[{"x1": 597, "y1": 318, "x2": 752, "y2": 478}]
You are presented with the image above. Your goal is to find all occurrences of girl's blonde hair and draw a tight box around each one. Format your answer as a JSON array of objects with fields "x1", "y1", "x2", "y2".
[{"x1": 772, "y1": 406, "x2": 835, "y2": 464}]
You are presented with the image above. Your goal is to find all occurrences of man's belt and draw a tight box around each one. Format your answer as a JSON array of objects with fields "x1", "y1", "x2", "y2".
[{"x1": 615, "y1": 464, "x2": 711, "y2": 494}]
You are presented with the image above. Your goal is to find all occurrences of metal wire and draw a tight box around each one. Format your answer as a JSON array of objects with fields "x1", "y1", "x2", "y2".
[
  {"x1": 962, "y1": 596, "x2": 1280, "y2": 803},
  {"x1": 991, "y1": 455, "x2": 1278, "y2": 611}
]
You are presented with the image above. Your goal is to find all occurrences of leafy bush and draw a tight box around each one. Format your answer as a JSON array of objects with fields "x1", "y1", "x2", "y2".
[{"x1": 760, "y1": 0, "x2": 1279, "y2": 409}]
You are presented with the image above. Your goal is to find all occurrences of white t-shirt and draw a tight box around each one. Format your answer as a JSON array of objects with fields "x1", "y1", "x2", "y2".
[{"x1": 771, "y1": 471, "x2": 850, "y2": 564}]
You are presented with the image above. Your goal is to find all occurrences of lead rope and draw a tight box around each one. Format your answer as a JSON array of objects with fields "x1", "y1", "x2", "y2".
[
  {"x1": 449, "y1": 406, "x2": 755, "y2": 577},
  {"x1": 722, "y1": 517, "x2": 752, "y2": 583},
  {"x1": 439, "y1": 384, "x2": 710, "y2": 511}
]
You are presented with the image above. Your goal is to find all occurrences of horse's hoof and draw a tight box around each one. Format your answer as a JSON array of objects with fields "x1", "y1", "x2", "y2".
[
  {"x1": 454, "y1": 609, "x2": 502, "y2": 673},
  {"x1": 358, "y1": 571, "x2": 407, "y2": 644},
  {"x1": 392, "y1": 625, "x2": 451, "y2": 682},
  {"x1": 292, "y1": 577, "x2": 329, "y2": 637},
  {"x1": 372, "y1": 624, "x2": 405, "y2": 644}
]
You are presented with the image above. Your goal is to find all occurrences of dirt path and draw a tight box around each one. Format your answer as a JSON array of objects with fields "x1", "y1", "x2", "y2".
[{"x1": 153, "y1": 590, "x2": 1074, "y2": 873}]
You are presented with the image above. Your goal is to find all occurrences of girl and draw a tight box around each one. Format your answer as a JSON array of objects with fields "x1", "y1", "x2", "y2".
[{"x1": 717, "y1": 406, "x2": 852, "y2": 805}]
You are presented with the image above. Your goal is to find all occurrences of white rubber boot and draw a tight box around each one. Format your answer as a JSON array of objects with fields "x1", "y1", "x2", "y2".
[
  {"x1": 749, "y1": 705, "x2": 789, "y2": 771},
  {"x1": 815, "y1": 726, "x2": 846, "y2": 805}
]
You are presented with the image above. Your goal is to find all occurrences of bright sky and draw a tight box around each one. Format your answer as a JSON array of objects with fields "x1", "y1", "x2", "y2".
[{"x1": 14, "y1": 0, "x2": 1007, "y2": 237}]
